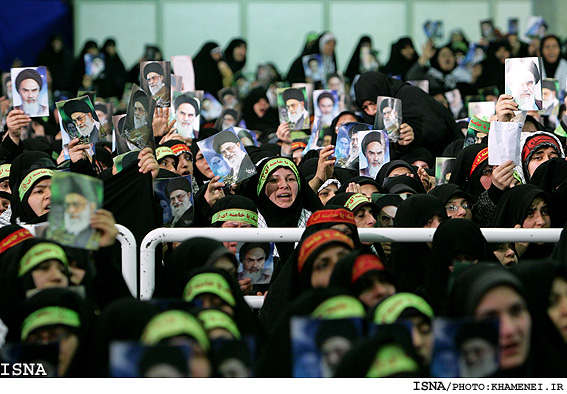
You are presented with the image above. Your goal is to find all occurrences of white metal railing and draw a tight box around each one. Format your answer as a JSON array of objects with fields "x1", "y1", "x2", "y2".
[
  {"x1": 115, "y1": 224, "x2": 138, "y2": 298},
  {"x1": 139, "y1": 227, "x2": 564, "y2": 302},
  {"x1": 22, "y1": 223, "x2": 139, "y2": 298}
]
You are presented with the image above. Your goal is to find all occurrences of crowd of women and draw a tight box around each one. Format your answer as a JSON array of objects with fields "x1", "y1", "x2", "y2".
[{"x1": 0, "y1": 24, "x2": 567, "y2": 378}]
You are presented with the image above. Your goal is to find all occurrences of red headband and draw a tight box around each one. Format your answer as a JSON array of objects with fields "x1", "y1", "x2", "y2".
[
  {"x1": 351, "y1": 254, "x2": 385, "y2": 284},
  {"x1": 297, "y1": 229, "x2": 354, "y2": 273},
  {"x1": 470, "y1": 147, "x2": 488, "y2": 177},
  {"x1": 307, "y1": 208, "x2": 356, "y2": 227},
  {"x1": 522, "y1": 135, "x2": 560, "y2": 163}
]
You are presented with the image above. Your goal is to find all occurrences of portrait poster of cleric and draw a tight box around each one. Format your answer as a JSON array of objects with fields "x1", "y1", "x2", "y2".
[
  {"x1": 11, "y1": 67, "x2": 49, "y2": 117},
  {"x1": 154, "y1": 175, "x2": 193, "y2": 227},
  {"x1": 236, "y1": 242, "x2": 274, "y2": 286},
  {"x1": 46, "y1": 172, "x2": 103, "y2": 250},
  {"x1": 123, "y1": 85, "x2": 155, "y2": 151},
  {"x1": 140, "y1": 61, "x2": 171, "y2": 108},
  {"x1": 313, "y1": 90, "x2": 339, "y2": 127},
  {"x1": 291, "y1": 316, "x2": 364, "y2": 378},
  {"x1": 374, "y1": 96, "x2": 402, "y2": 143},
  {"x1": 112, "y1": 114, "x2": 136, "y2": 155},
  {"x1": 170, "y1": 92, "x2": 201, "y2": 139},
  {"x1": 358, "y1": 129, "x2": 390, "y2": 178},
  {"x1": 335, "y1": 122, "x2": 372, "y2": 170},
  {"x1": 56, "y1": 96, "x2": 100, "y2": 156},
  {"x1": 505, "y1": 57, "x2": 543, "y2": 111},
  {"x1": 430, "y1": 317, "x2": 499, "y2": 378},
  {"x1": 277, "y1": 87, "x2": 310, "y2": 131},
  {"x1": 197, "y1": 129, "x2": 257, "y2": 185}
]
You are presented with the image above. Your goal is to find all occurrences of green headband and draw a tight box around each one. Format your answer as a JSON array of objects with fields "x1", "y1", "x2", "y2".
[
  {"x1": 366, "y1": 344, "x2": 419, "y2": 378},
  {"x1": 0, "y1": 164, "x2": 10, "y2": 180},
  {"x1": 198, "y1": 310, "x2": 241, "y2": 340},
  {"x1": 19, "y1": 168, "x2": 53, "y2": 201},
  {"x1": 156, "y1": 146, "x2": 175, "y2": 162},
  {"x1": 183, "y1": 272, "x2": 236, "y2": 307},
  {"x1": 373, "y1": 293, "x2": 434, "y2": 325},
  {"x1": 257, "y1": 158, "x2": 300, "y2": 196},
  {"x1": 311, "y1": 295, "x2": 366, "y2": 320},
  {"x1": 345, "y1": 193, "x2": 370, "y2": 212},
  {"x1": 141, "y1": 310, "x2": 210, "y2": 351},
  {"x1": 211, "y1": 209, "x2": 258, "y2": 227},
  {"x1": 19, "y1": 243, "x2": 68, "y2": 278},
  {"x1": 468, "y1": 115, "x2": 490, "y2": 134},
  {"x1": 21, "y1": 306, "x2": 80, "y2": 341}
]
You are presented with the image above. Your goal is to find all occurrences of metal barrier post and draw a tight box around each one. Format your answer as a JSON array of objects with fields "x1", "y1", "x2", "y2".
[{"x1": 115, "y1": 224, "x2": 138, "y2": 298}]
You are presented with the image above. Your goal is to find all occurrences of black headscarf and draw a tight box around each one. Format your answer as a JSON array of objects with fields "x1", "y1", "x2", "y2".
[
  {"x1": 345, "y1": 36, "x2": 372, "y2": 82},
  {"x1": 157, "y1": 237, "x2": 238, "y2": 298},
  {"x1": 9, "y1": 151, "x2": 56, "y2": 224},
  {"x1": 375, "y1": 160, "x2": 424, "y2": 192},
  {"x1": 446, "y1": 263, "x2": 533, "y2": 376},
  {"x1": 241, "y1": 156, "x2": 322, "y2": 262},
  {"x1": 429, "y1": 183, "x2": 475, "y2": 205},
  {"x1": 224, "y1": 38, "x2": 247, "y2": 74},
  {"x1": 390, "y1": 194, "x2": 447, "y2": 292},
  {"x1": 171, "y1": 266, "x2": 259, "y2": 337},
  {"x1": 19, "y1": 288, "x2": 91, "y2": 377},
  {"x1": 241, "y1": 87, "x2": 279, "y2": 134},
  {"x1": 88, "y1": 297, "x2": 160, "y2": 377},
  {"x1": 491, "y1": 185, "x2": 549, "y2": 228},
  {"x1": 354, "y1": 71, "x2": 461, "y2": 157},
  {"x1": 530, "y1": 158, "x2": 567, "y2": 228},
  {"x1": 417, "y1": 219, "x2": 490, "y2": 314},
  {"x1": 449, "y1": 143, "x2": 488, "y2": 200},
  {"x1": 193, "y1": 42, "x2": 224, "y2": 98},
  {"x1": 99, "y1": 38, "x2": 127, "y2": 98},
  {"x1": 257, "y1": 287, "x2": 365, "y2": 377},
  {"x1": 334, "y1": 322, "x2": 425, "y2": 377},
  {"x1": 381, "y1": 37, "x2": 419, "y2": 81},
  {"x1": 400, "y1": 146, "x2": 434, "y2": 169},
  {"x1": 491, "y1": 185, "x2": 553, "y2": 261},
  {"x1": 259, "y1": 218, "x2": 359, "y2": 336},
  {"x1": 513, "y1": 260, "x2": 567, "y2": 377}
]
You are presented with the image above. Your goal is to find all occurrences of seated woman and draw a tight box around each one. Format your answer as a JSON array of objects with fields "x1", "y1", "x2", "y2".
[
  {"x1": 448, "y1": 263, "x2": 539, "y2": 377},
  {"x1": 491, "y1": 184, "x2": 554, "y2": 260}
]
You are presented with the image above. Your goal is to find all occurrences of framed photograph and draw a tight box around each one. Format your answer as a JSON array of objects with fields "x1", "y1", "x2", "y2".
[
  {"x1": 423, "y1": 20, "x2": 443, "y2": 41},
  {"x1": 123, "y1": 85, "x2": 155, "y2": 151},
  {"x1": 46, "y1": 172, "x2": 103, "y2": 250},
  {"x1": 505, "y1": 57, "x2": 543, "y2": 111},
  {"x1": 171, "y1": 92, "x2": 201, "y2": 139},
  {"x1": 110, "y1": 342, "x2": 191, "y2": 378},
  {"x1": 374, "y1": 96, "x2": 403, "y2": 143},
  {"x1": 154, "y1": 175, "x2": 193, "y2": 227},
  {"x1": 84, "y1": 53, "x2": 105, "y2": 79},
  {"x1": 313, "y1": 90, "x2": 339, "y2": 127},
  {"x1": 140, "y1": 61, "x2": 171, "y2": 108},
  {"x1": 430, "y1": 317, "x2": 499, "y2": 378},
  {"x1": 291, "y1": 316, "x2": 363, "y2": 378},
  {"x1": 2, "y1": 72, "x2": 12, "y2": 106},
  {"x1": 197, "y1": 129, "x2": 257, "y2": 185},
  {"x1": 201, "y1": 92, "x2": 223, "y2": 121},
  {"x1": 219, "y1": 87, "x2": 239, "y2": 109},
  {"x1": 335, "y1": 122, "x2": 371, "y2": 170},
  {"x1": 56, "y1": 95, "x2": 100, "y2": 147},
  {"x1": 435, "y1": 157, "x2": 456, "y2": 186},
  {"x1": 277, "y1": 87, "x2": 310, "y2": 131},
  {"x1": 302, "y1": 54, "x2": 325, "y2": 83},
  {"x1": 11, "y1": 67, "x2": 49, "y2": 117},
  {"x1": 358, "y1": 129, "x2": 390, "y2": 178},
  {"x1": 234, "y1": 241, "x2": 274, "y2": 289}
]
